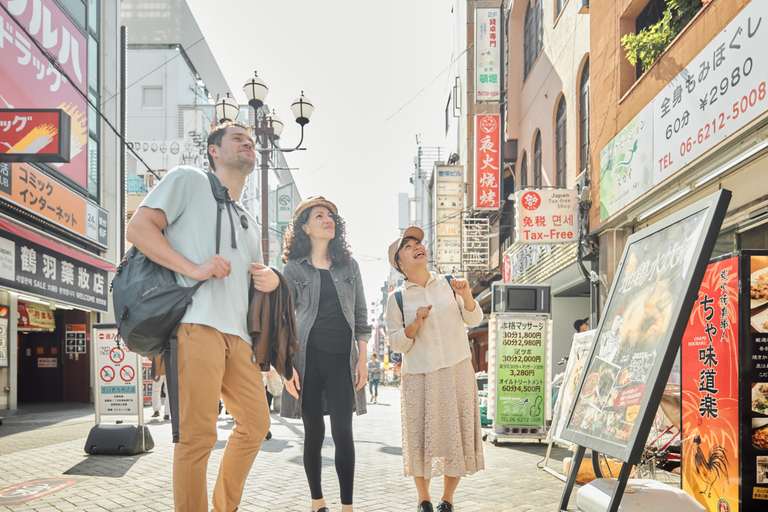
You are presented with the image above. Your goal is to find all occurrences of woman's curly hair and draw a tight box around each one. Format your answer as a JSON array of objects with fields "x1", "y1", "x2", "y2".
[{"x1": 281, "y1": 207, "x2": 352, "y2": 265}]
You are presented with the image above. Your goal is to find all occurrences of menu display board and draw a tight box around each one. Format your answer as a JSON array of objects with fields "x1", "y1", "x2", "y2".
[
  {"x1": 551, "y1": 329, "x2": 595, "y2": 443},
  {"x1": 682, "y1": 255, "x2": 740, "y2": 512},
  {"x1": 561, "y1": 189, "x2": 730, "y2": 463},
  {"x1": 745, "y1": 253, "x2": 768, "y2": 508},
  {"x1": 494, "y1": 316, "x2": 547, "y2": 426}
]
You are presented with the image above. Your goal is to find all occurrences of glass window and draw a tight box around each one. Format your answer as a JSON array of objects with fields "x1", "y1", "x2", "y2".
[
  {"x1": 88, "y1": 91, "x2": 98, "y2": 136},
  {"x1": 524, "y1": 0, "x2": 543, "y2": 80},
  {"x1": 88, "y1": 135, "x2": 99, "y2": 198},
  {"x1": 533, "y1": 131, "x2": 542, "y2": 187},
  {"x1": 556, "y1": 0, "x2": 565, "y2": 19},
  {"x1": 57, "y1": 0, "x2": 86, "y2": 32},
  {"x1": 88, "y1": 0, "x2": 99, "y2": 36},
  {"x1": 580, "y1": 58, "x2": 590, "y2": 171},
  {"x1": 555, "y1": 97, "x2": 567, "y2": 187},
  {"x1": 142, "y1": 86, "x2": 164, "y2": 109},
  {"x1": 520, "y1": 152, "x2": 528, "y2": 189},
  {"x1": 88, "y1": 36, "x2": 98, "y2": 94}
]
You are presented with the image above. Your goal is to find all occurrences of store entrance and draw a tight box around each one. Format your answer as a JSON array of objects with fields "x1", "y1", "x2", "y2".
[
  {"x1": 16, "y1": 305, "x2": 90, "y2": 403},
  {"x1": 17, "y1": 330, "x2": 61, "y2": 402}
]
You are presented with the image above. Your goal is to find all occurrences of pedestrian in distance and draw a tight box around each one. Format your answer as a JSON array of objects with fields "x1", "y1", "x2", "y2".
[
  {"x1": 150, "y1": 355, "x2": 169, "y2": 420},
  {"x1": 574, "y1": 317, "x2": 590, "y2": 333},
  {"x1": 279, "y1": 196, "x2": 371, "y2": 512},
  {"x1": 368, "y1": 352, "x2": 382, "y2": 403},
  {"x1": 126, "y1": 120, "x2": 279, "y2": 512},
  {"x1": 386, "y1": 226, "x2": 485, "y2": 512}
]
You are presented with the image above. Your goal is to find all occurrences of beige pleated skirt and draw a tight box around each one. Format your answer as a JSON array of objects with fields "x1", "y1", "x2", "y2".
[{"x1": 400, "y1": 357, "x2": 485, "y2": 479}]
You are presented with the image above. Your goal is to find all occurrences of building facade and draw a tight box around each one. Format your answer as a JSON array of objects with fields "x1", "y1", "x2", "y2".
[
  {"x1": 0, "y1": 0, "x2": 122, "y2": 409},
  {"x1": 498, "y1": 0, "x2": 592, "y2": 368},
  {"x1": 589, "y1": 0, "x2": 768, "y2": 301}
]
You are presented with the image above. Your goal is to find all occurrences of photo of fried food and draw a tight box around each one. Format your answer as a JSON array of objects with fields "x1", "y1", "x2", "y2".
[{"x1": 753, "y1": 425, "x2": 768, "y2": 450}]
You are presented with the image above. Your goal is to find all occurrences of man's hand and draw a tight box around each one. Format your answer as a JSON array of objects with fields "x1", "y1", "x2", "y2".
[
  {"x1": 450, "y1": 278, "x2": 475, "y2": 311},
  {"x1": 284, "y1": 371, "x2": 300, "y2": 399},
  {"x1": 189, "y1": 254, "x2": 231, "y2": 281},
  {"x1": 250, "y1": 263, "x2": 280, "y2": 292}
]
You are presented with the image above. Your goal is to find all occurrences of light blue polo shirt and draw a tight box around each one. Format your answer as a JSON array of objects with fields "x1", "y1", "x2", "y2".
[{"x1": 139, "y1": 166, "x2": 260, "y2": 344}]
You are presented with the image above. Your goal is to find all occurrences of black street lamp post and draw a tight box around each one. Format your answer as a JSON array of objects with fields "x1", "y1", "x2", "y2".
[{"x1": 214, "y1": 72, "x2": 314, "y2": 264}]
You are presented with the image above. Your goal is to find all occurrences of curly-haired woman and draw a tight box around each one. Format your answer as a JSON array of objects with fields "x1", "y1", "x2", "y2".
[{"x1": 280, "y1": 196, "x2": 371, "y2": 512}]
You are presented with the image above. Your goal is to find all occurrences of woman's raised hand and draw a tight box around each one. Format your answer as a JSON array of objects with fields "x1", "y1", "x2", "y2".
[{"x1": 404, "y1": 304, "x2": 432, "y2": 339}]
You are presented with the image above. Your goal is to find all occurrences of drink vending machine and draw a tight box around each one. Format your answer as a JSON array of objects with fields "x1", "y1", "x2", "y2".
[{"x1": 487, "y1": 283, "x2": 552, "y2": 444}]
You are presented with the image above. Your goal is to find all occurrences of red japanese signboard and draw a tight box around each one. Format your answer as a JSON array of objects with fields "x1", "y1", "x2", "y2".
[
  {"x1": 514, "y1": 189, "x2": 578, "y2": 244},
  {"x1": 682, "y1": 256, "x2": 740, "y2": 511},
  {"x1": 0, "y1": 0, "x2": 88, "y2": 187},
  {"x1": 0, "y1": 109, "x2": 71, "y2": 162},
  {"x1": 475, "y1": 114, "x2": 500, "y2": 209}
]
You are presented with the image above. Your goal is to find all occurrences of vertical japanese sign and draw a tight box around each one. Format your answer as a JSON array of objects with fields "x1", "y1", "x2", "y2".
[
  {"x1": 748, "y1": 254, "x2": 768, "y2": 507},
  {"x1": 475, "y1": 7, "x2": 500, "y2": 102},
  {"x1": 95, "y1": 326, "x2": 141, "y2": 416},
  {"x1": 682, "y1": 256, "x2": 739, "y2": 512},
  {"x1": 0, "y1": 0, "x2": 89, "y2": 188},
  {"x1": 514, "y1": 188, "x2": 579, "y2": 244},
  {"x1": 495, "y1": 316, "x2": 547, "y2": 426},
  {"x1": 0, "y1": 305, "x2": 7, "y2": 368},
  {"x1": 434, "y1": 165, "x2": 464, "y2": 273},
  {"x1": 475, "y1": 114, "x2": 500, "y2": 210}
]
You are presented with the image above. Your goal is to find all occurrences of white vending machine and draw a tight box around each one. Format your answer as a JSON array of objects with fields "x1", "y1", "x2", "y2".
[{"x1": 487, "y1": 283, "x2": 552, "y2": 444}]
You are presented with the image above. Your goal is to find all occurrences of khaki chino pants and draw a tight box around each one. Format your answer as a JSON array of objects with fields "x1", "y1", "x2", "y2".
[{"x1": 173, "y1": 323, "x2": 270, "y2": 512}]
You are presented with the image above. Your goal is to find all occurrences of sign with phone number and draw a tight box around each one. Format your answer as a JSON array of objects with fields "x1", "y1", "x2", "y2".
[
  {"x1": 495, "y1": 318, "x2": 547, "y2": 425},
  {"x1": 600, "y1": 2, "x2": 767, "y2": 220},
  {"x1": 654, "y1": 1, "x2": 767, "y2": 183}
]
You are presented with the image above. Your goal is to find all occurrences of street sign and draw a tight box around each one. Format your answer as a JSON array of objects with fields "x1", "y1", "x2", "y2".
[{"x1": 93, "y1": 325, "x2": 141, "y2": 416}]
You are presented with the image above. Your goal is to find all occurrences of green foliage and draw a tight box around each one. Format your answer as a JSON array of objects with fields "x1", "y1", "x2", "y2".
[{"x1": 621, "y1": 0, "x2": 703, "y2": 73}]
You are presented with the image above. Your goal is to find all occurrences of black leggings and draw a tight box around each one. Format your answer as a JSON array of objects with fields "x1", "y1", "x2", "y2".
[{"x1": 301, "y1": 346, "x2": 355, "y2": 505}]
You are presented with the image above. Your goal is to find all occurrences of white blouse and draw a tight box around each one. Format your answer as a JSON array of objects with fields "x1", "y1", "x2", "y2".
[{"x1": 386, "y1": 272, "x2": 484, "y2": 374}]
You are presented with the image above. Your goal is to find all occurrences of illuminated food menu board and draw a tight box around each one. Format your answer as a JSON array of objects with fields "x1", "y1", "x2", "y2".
[{"x1": 561, "y1": 190, "x2": 730, "y2": 463}]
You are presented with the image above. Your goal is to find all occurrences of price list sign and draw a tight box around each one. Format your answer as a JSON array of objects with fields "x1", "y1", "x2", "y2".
[{"x1": 495, "y1": 317, "x2": 547, "y2": 425}]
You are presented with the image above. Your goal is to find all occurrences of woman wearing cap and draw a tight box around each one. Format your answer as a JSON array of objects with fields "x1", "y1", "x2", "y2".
[
  {"x1": 386, "y1": 226, "x2": 485, "y2": 512},
  {"x1": 280, "y1": 196, "x2": 371, "y2": 512}
]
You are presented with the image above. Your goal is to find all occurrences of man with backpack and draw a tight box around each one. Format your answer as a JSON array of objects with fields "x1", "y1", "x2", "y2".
[{"x1": 126, "y1": 120, "x2": 279, "y2": 512}]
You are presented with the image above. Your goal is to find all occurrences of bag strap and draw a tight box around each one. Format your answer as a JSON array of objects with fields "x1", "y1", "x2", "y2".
[
  {"x1": 395, "y1": 274, "x2": 456, "y2": 328},
  {"x1": 206, "y1": 171, "x2": 238, "y2": 252}
]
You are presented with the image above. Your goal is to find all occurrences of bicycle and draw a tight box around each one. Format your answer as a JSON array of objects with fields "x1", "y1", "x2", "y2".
[{"x1": 591, "y1": 393, "x2": 681, "y2": 485}]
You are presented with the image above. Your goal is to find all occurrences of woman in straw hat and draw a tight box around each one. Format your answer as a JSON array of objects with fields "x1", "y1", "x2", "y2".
[
  {"x1": 386, "y1": 226, "x2": 485, "y2": 512},
  {"x1": 280, "y1": 196, "x2": 371, "y2": 512}
]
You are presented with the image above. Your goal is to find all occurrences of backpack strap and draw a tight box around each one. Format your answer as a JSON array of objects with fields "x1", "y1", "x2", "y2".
[
  {"x1": 395, "y1": 289, "x2": 405, "y2": 328},
  {"x1": 206, "y1": 171, "x2": 233, "y2": 253},
  {"x1": 395, "y1": 275, "x2": 457, "y2": 329}
]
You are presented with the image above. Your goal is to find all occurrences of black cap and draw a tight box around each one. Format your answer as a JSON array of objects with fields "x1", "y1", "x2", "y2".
[{"x1": 574, "y1": 318, "x2": 589, "y2": 331}]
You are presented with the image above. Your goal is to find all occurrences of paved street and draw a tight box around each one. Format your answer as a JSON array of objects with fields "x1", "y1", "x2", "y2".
[{"x1": 0, "y1": 386, "x2": 574, "y2": 511}]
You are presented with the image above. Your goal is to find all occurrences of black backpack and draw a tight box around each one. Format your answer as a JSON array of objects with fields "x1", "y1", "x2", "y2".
[{"x1": 111, "y1": 171, "x2": 238, "y2": 357}]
